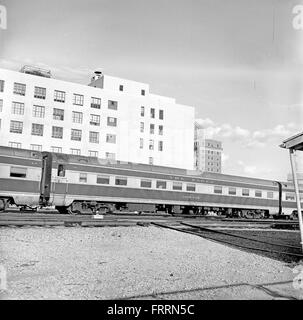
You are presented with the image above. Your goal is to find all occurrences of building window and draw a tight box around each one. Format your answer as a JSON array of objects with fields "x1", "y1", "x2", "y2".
[
  {"x1": 0, "y1": 80, "x2": 4, "y2": 92},
  {"x1": 51, "y1": 146, "x2": 62, "y2": 153},
  {"x1": 106, "y1": 134, "x2": 116, "y2": 143},
  {"x1": 107, "y1": 117, "x2": 117, "y2": 127},
  {"x1": 10, "y1": 167, "x2": 27, "y2": 178},
  {"x1": 52, "y1": 126, "x2": 63, "y2": 139},
  {"x1": 106, "y1": 152, "x2": 115, "y2": 160},
  {"x1": 9, "y1": 142, "x2": 21, "y2": 149},
  {"x1": 34, "y1": 87, "x2": 46, "y2": 99},
  {"x1": 140, "y1": 179, "x2": 152, "y2": 188},
  {"x1": 10, "y1": 120, "x2": 23, "y2": 134},
  {"x1": 156, "y1": 180, "x2": 167, "y2": 189},
  {"x1": 90, "y1": 114, "x2": 100, "y2": 126},
  {"x1": 149, "y1": 157, "x2": 153, "y2": 165},
  {"x1": 70, "y1": 148, "x2": 81, "y2": 155},
  {"x1": 159, "y1": 125, "x2": 163, "y2": 135},
  {"x1": 0, "y1": 99, "x2": 3, "y2": 112},
  {"x1": 242, "y1": 189, "x2": 249, "y2": 196},
  {"x1": 91, "y1": 97, "x2": 101, "y2": 109},
  {"x1": 72, "y1": 111, "x2": 83, "y2": 123},
  {"x1": 108, "y1": 100, "x2": 118, "y2": 110},
  {"x1": 255, "y1": 190, "x2": 262, "y2": 198},
  {"x1": 214, "y1": 186, "x2": 222, "y2": 194},
  {"x1": 31, "y1": 123, "x2": 44, "y2": 136},
  {"x1": 228, "y1": 187, "x2": 237, "y2": 195},
  {"x1": 89, "y1": 131, "x2": 99, "y2": 143},
  {"x1": 33, "y1": 105, "x2": 45, "y2": 118},
  {"x1": 159, "y1": 109, "x2": 164, "y2": 120},
  {"x1": 115, "y1": 177, "x2": 127, "y2": 186},
  {"x1": 97, "y1": 175, "x2": 110, "y2": 184},
  {"x1": 54, "y1": 90, "x2": 65, "y2": 103},
  {"x1": 141, "y1": 106, "x2": 145, "y2": 116},
  {"x1": 158, "y1": 141, "x2": 163, "y2": 152},
  {"x1": 71, "y1": 129, "x2": 82, "y2": 141},
  {"x1": 267, "y1": 191, "x2": 274, "y2": 199},
  {"x1": 119, "y1": 85, "x2": 123, "y2": 91},
  {"x1": 149, "y1": 139, "x2": 154, "y2": 150},
  {"x1": 73, "y1": 94, "x2": 84, "y2": 106},
  {"x1": 150, "y1": 108, "x2": 155, "y2": 118},
  {"x1": 186, "y1": 183, "x2": 196, "y2": 192},
  {"x1": 13, "y1": 83, "x2": 26, "y2": 96},
  {"x1": 150, "y1": 124, "x2": 154, "y2": 134},
  {"x1": 173, "y1": 182, "x2": 183, "y2": 191},
  {"x1": 140, "y1": 138, "x2": 144, "y2": 149},
  {"x1": 30, "y1": 144, "x2": 42, "y2": 151},
  {"x1": 11, "y1": 102, "x2": 25, "y2": 115},
  {"x1": 89, "y1": 150, "x2": 98, "y2": 157},
  {"x1": 140, "y1": 122, "x2": 144, "y2": 133},
  {"x1": 79, "y1": 173, "x2": 87, "y2": 183},
  {"x1": 141, "y1": 89, "x2": 145, "y2": 96},
  {"x1": 53, "y1": 108, "x2": 64, "y2": 121}
]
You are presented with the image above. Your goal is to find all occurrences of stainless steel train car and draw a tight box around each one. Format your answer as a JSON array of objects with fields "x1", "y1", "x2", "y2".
[{"x1": 0, "y1": 146, "x2": 301, "y2": 218}]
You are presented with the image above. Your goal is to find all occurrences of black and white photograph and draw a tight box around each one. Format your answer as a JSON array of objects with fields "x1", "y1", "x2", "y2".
[{"x1": 0, "y1": 0, "x2": 303, "y2": 306}]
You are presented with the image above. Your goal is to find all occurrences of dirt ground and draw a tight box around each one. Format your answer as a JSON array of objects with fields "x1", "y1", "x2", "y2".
[{"x1": 0, "y1": 226, "x2": 302, "y2": 300}]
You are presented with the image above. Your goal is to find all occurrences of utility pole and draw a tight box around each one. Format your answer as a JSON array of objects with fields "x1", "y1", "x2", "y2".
[{"x1": 280, "y1": 132, "x2": 303, "y2": 253}]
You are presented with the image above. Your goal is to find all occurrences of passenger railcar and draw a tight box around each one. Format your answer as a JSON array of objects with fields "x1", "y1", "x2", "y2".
[{"x1": 0, "y1": 146, "x2": 301, "y2": 218}]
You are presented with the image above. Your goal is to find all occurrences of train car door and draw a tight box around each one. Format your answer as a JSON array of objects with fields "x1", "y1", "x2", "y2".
[{"x1": 51, "y1": 164, "x2": 69, "y2": 206}]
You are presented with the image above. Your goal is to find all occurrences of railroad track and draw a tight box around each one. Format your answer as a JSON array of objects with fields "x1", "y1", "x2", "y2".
[
  {"x1": 0, "y1": 211, "x2": 300, "y2": 231},
  {"x1": 152, "y1": 222, "x2": 303, "y2": 263}
]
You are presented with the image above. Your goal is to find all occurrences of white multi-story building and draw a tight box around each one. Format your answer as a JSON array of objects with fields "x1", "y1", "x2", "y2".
[
  {"x1": 194, "y1": 122, "x2": 223, "y2": 173},
  {"x1": 0, "y1": 66, "x2": 195, "y2": 169}
]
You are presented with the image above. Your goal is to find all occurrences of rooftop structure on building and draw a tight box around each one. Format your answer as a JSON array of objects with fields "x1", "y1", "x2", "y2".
[{"x1": 0, "y1": 65, "x2": 195, "y2": 170}]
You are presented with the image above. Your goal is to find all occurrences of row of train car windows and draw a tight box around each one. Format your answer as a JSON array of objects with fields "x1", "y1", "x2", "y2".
[
  {"x1": 8, "y1": 167, "x2": 300, "y2": 200},
  {"x1": 75, "y1": 173, "x2": 273, "y2": 198}
]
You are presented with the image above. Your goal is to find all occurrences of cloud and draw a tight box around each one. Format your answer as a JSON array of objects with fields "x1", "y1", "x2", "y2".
[
  {"x1": 197, "y1": 117, "x2": 301, "y2": 148},
  {"x1": 195, "y1": 118, "x2": 215, "y2": 128}
]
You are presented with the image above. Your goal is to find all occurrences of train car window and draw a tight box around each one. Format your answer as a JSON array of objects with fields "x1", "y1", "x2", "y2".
[
  {"x1": 140, "y1": 179, "x2": 152, "y2": 188},
  {"x1": 97, "y1": 175, "x2": 110, "y2": 185},
  {"x1": 267, "y1": 191, "x2": 274, "y2": 199},
  {"x1": 242, "y1": 189, "x2": 249, "y2": 196},
  {"x1": 115, "y1": 177, "x2": 127, "y2": 186},
  {"x1": 10, "y1": 166, "x2": 27, "y2": 178},
  {"x1": 228, "y1": 187, "x2": 236, "y2": 195},
  {"x1": 57, "y1": 164, "x2": 65, "y2": 177},
  {"x1": 173, "y1": 182, "x2": 182, "y2": 191},
  {"x1": 79, "y1": 173, "x2": 87, "y2": 183},
  {"x1": 156, "y1": 180, "x2": 167, "y2": 189},
  {"x1": 214, "y1": 186, "x2": 222, "y2": 194},
  {"x1": 286, "y1": 193, "x2": 295, "y2": 201},
  {"x1": 255, "y1": 190, "x2": 262, "y2": 197},
  {"x1": 186, "y1": 183, "x2": 196, "y2": 192}
]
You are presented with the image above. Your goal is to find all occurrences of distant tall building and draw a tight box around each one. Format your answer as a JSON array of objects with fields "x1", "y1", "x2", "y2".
[{"x1": 194, "y1": 122, "x2": 223, "y2": 173}]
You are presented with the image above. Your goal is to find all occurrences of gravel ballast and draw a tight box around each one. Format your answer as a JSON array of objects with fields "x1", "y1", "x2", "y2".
[{"x1": 0, "y1": 226, "x2": 301, "y2": 300}]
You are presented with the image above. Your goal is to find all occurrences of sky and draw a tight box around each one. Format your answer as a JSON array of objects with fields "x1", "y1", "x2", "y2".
[{"x1": 0, "y1": 0, "x2": 302, "y2": 181}]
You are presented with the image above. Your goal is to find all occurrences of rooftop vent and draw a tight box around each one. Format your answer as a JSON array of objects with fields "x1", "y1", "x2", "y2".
[
  {"x1": 20, "y1": 65, "x2": 52, "y2": 78},
  {"x1": 91, "y1": 69, "x2": 103, "y2": 82}
]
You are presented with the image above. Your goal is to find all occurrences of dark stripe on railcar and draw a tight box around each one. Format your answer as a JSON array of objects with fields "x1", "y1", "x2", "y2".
[
  {"x1": 0, "y1": 178, "x2": 297, "y2": 209},
  {"x1": 0, "y1": 155, "x2": 41, "y2": 168},
  {"x1": 53, "y1": 182, "x2": 280, "y2": 208},
  {"x1": 0, "y1": 178, "x2": 40, "y2": 193}
]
